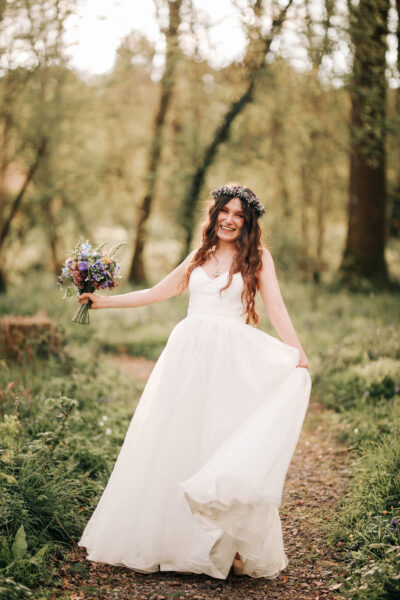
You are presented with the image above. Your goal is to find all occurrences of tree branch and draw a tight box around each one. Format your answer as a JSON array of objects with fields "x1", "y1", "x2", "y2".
[{"x1": 0, "y1": 138, "x2": 47, "y2": 247}]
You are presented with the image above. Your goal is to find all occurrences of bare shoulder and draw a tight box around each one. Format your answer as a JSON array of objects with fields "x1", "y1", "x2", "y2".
[
  {"x1": 176, "y1": 249, "x2": 197, "y2": 271},
  {"x1": 181, "y1": 249, "x2": 197, "y2": 268},
  {"x1": 258, "y1": 248, "x2": 275, "y2": 275},
  {"x1": 260, "y1": 247, "x2": 273, "y2": 266}
]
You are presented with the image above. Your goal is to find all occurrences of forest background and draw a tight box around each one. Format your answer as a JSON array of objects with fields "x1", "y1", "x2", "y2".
[
  {"x1": 1, "y1": 0, "x2": 399, "y2": 289},
  {"x1": 0, "y1": 1, "x2": 400, "y2": 599}
]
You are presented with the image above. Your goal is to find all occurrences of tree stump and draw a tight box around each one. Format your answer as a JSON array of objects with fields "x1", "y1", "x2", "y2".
[{"x1": 0, "y1": 311, "x2": 64, "y2": 362}]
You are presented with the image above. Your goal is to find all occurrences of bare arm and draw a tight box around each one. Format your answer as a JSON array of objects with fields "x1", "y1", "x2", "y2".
[
  {"x1": 257, "y1": 249, "x2": 309, "y2": 368},
  {"x1": 78, "y1": 250, "x2": 196, "y2": 309}
]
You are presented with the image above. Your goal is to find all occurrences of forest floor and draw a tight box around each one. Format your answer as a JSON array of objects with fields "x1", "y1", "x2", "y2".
[{"x1": 56, "y1": 354, "x2": 351, "y2": 600}]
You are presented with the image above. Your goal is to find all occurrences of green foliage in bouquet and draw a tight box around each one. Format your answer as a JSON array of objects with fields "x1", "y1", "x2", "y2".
[{"x1": 58, "y1": 238, "x2": 125, "y2": 325}]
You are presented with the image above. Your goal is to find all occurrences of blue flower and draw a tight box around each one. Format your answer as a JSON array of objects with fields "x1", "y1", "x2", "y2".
[{"x1": 81, "y1": 242, "x2": 91, "y2": 253}]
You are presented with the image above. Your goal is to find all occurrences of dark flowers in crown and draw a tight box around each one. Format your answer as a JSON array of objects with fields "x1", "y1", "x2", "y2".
[{"x1": 210, "y1": 184, "x2": 266, "y2": 218}]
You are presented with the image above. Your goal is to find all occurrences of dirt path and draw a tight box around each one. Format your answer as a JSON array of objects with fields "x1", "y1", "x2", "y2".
[{"x1": 58, "y1": 356, "x2": 350, "y2": 600}]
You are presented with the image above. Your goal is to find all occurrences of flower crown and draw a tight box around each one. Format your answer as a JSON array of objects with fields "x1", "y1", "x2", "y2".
[{"x1": 210, "y1": 184, "x2": 266, "y2": 218}]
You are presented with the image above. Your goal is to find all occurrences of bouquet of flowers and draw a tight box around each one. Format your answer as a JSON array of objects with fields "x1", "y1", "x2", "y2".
[{"x1": 58, "y1": 238, "x2": 125, "y2": 325}]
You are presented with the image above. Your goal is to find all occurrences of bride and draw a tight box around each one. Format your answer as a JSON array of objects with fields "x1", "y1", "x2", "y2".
[{"x1": 77, "y1": 183, "x2": 311, "y2": 579}]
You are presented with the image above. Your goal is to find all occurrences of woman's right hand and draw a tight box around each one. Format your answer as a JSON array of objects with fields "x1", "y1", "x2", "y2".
[{"x1": 78, "y1": 292, "x2": 109, "y2": 309}]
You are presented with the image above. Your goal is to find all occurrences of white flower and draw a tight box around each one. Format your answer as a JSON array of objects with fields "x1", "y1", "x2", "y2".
[{"x1": 106, "y1": 428, "x2": 112, "y2": 435}]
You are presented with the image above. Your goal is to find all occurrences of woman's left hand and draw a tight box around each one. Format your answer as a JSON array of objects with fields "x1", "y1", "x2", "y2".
[{"x1": 296, "y1": 351, "x2": 309, "y2": 369}]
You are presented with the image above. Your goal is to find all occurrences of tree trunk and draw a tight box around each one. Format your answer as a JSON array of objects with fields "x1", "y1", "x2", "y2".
[
  {"x1": 128, "y1": 0, "x2": 182, "y2": 284},
  {"x1": 0, "y1": 138, "x2": 47, "y2": 292},
  {"x1": 389, "y1": 0, "x2": 400, "y2": 238},
  {"x1": 340, "y1": 0, "x2": 390, "y2": 287},
  {"x1": 177, "y1": 0, "x2": 294, "y2": 261}
]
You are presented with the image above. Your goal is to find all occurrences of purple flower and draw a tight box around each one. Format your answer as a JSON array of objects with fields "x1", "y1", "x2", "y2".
[
  {"x1": 395, "y1": 384, "x2": 400, "y2": 394},
  {"x1": 79, "y1": 261, "x2": 89, "y2": 271},
  {"x1": 390, "y1": 518, "x2": 400, "y2": 533},
  {"x1": 98, "y1": 396, "x2": 111, "y2": 403}
]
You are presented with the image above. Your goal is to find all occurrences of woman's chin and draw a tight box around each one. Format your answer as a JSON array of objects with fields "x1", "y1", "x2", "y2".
[{"x1": 216, "y1": 230, "x2": 238, "y2": 243}]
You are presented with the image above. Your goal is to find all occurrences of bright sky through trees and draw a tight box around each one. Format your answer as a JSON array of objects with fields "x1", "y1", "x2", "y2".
[{"x1": 65, "y1": 0, "x2": 247, "y2": 75}]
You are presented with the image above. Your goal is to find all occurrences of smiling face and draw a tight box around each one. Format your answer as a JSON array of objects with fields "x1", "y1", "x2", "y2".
[{"x1": 215, "y1": 197, "x2": 245, "y2": 243}]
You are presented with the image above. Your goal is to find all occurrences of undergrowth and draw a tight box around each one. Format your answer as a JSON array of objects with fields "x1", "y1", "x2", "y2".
[{"x1": 0, "y1": 272, "x2": 399, "y2": 599}]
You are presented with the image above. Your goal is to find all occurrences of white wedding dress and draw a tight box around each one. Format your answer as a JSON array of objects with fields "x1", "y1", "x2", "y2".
[{"x1": 78, "y1": 266, "x2": 312, "y2": 579}]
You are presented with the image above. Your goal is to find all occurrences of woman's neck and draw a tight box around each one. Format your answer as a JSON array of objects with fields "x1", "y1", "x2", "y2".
[{"x1": 214, "y1": 240, "x2": 236, "y2": 255}]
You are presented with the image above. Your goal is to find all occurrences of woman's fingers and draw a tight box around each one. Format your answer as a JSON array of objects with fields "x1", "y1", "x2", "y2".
[
  {"x1": 78, "y1": 292, "x2": 96, "y2": 305},
  {"x1": 296, "y1": 362, "x2": 309, "y2": 370}
]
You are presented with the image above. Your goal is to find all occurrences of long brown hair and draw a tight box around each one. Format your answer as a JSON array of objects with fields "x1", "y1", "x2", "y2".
[{"x1": 181, "y1": 184, "x2": 267, "y2": 326}]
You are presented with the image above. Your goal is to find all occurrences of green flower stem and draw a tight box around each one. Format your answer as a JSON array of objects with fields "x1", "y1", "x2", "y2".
[{"x1": 72, "y1": 297, "x2": 92, "y2": 326}]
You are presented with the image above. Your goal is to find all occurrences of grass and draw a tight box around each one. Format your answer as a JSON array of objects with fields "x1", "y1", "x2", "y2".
[{"x1": 0, "y1": 257, "x2": 399, "y2": 598}]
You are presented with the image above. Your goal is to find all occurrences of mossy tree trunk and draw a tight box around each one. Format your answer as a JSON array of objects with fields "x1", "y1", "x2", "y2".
[
  {"x1": 339, "y1": 0, "x2": 391, "y2": 287},
  {"x1": 389, "y1": 0, "x2": 400, "y2": 239}
]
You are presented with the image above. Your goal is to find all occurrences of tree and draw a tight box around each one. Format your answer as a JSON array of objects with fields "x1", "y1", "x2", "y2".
[
  {"x1": 0, "y1": 0, "x2": 78, "y2": 289},
  {"x1": 128, "y1": 0, "x2": 183, "y2": 284},
  {"x1": 340, "y1": 0, "x2": 391, "y2": 286},
  {"x1": 177, "y1": 0, "x2": 294, "y2": 260},
  {"x1": 388, "y1": 0, "x2": 400, "y2": 238}
]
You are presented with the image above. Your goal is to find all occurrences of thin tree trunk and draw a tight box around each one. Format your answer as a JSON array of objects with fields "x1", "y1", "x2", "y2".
[
  {"x1": 300, "y1": 163, "x2": 311, "y2": 278},
  {"x1": 0, "y1": 138, "x2": 47, "y2": 292},
  {"x1": 270, "y1": 114, "x2": 291, "y2": 219},
  {"x1": 178, "y1": 80, "x2": 255, "y2": 260},
  {"x1": 128, "y1": 0, "x2": 182, "y2": 284},
  {"x1": 315, "y1": 184, "x2": 325, "y2": 282},
  {"x1": 178, "y1": 0, "x2": 294, "y2": 261},
  {"x1": 340, "y1": 0, "x2": 390, "y2": 286}
]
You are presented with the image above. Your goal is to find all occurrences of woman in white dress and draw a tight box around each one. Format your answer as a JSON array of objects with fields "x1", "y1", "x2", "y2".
[{"x1": 77, "y1": 183, "x2": 311, "y2": 580}]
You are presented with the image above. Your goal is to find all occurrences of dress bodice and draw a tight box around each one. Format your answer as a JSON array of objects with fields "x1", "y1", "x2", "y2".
[{"x1": 187, "y1": 266, "x2": 246, "y2": 322}]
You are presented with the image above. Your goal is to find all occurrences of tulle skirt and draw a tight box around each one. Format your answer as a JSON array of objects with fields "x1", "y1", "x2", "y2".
[{"x1": 78, "y1": 313, "x2": 311, "y2": 579}]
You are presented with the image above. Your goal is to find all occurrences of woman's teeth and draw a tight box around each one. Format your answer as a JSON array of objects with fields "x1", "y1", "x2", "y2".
[{"x1": 221, "y1": 225, "x2": 235, "y2": 231}]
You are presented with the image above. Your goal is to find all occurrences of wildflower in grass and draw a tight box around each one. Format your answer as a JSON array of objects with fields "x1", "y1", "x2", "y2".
[
  {"x1": 390, "y1": 518, "x2": 400, "y2": 534},
  {"x1": 98, "y1": 397, "x2": 111, "y2": 404}
]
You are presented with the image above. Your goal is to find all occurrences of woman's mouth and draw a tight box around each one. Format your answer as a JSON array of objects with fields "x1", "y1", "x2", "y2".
[{"x1": 220, "y1": 225, "x2": 235, "y2": 232}]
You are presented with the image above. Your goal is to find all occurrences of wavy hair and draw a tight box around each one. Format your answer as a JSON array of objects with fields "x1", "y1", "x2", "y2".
[{"x1": 181, "y1": 184, "x2": 267, "y2": 326}]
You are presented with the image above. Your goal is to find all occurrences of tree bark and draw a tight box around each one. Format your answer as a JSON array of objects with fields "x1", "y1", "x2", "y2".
[
  {"x1": 389, "y1": 0, "x2": 400, "y2": 238},
  {"x1": 0, "y1": 138, "x2": 47, "y2": 292},
  {"x1": 340, "y1": 0, "x2": 390, "y2": 286},
  {"x1": 178, "y1": 0, "x2": 294, "y2": 261},
  {"x1": 128, "y1": 0, "x2": 182, "y2": 284}
]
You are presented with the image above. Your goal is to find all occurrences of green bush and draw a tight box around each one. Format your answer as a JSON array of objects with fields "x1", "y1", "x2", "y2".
[
  {"x1": 0, "y1": 353, "x2": 140, "y2": 592},
  {"x1": 331, "y1": 437, "x2": 400, "y2": 600}
]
